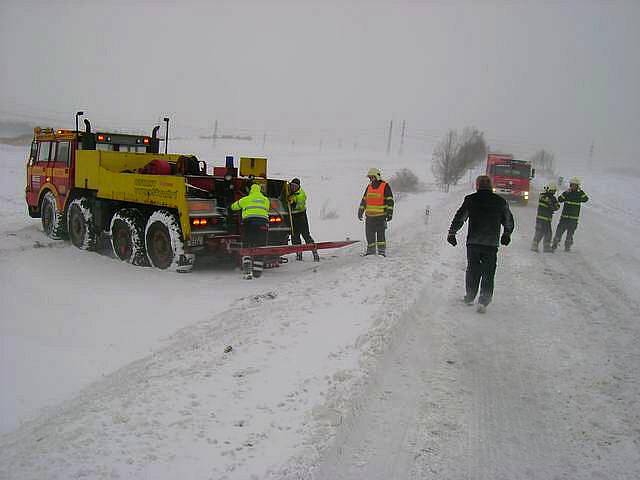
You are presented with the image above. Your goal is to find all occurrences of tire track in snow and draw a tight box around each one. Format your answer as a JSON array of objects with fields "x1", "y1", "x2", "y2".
[
  {"x1": 0, "y1": 191, "x2": 444, "y2": 480},
  {"x1": 304, "y1": 194, "x2": 465, "y2": 480},
  {"x1": 308, "y1": 195, "x2": 640, "y2": 480}
]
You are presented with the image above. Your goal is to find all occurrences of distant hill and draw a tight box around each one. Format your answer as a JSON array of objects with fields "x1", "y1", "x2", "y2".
[
  {"x1": 0, "y1": 134, "x2": 31, "y2": 146},
  {"x1": 0, "y1": 120, "x2": 33, "y2": 136},
  {"x1": 0, "y1": 120, "x2": 34, "y2": 146}
]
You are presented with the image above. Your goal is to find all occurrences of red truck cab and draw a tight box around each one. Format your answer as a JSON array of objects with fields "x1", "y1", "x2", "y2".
[{"x1": 486, "y1": 153, "x2": 535, "y2": 205}]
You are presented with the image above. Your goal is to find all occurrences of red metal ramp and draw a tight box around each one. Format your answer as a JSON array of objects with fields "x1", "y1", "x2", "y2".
[{"x1": 239, "y1": 240, "x2": 359, "y2": 257}]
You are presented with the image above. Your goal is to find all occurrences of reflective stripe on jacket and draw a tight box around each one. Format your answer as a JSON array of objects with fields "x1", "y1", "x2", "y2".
[
  {"x1": 231, "y1": 184, "x2": 270, "y2": 220},
  {"x1": 558, "y1": 189, "x2": 589, "y2": 221},
  {"x1": 359, "y1": 181, "x2": 394, "y2": 218},
  {"x1": 288, "y1": 187, "x2": 307, "y2": 214},
  {"x1": 536, "y1": 192, "x2": 560, "y2": 222}
]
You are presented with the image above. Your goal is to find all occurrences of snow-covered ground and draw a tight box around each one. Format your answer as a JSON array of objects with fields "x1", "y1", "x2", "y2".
[{"x1": 1, "y1": 140, "x2": 639, "y2": 479}]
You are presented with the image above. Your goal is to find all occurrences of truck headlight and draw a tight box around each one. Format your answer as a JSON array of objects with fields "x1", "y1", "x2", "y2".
[{"x1": 523, "y1": 191, "x2": 529, "y2": 199}]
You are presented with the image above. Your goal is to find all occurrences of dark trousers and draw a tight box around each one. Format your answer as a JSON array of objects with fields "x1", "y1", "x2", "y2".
[
  {"x1": 242, "y1": 218, "x2": 268, "y2": 276},
  {"x1": 532, "y1": 220, "x2": 553, "y2": 251},
  {"x1": 365, "y1": 216, "x2": 386, "y2": 254},
  {"x1": 553, "y1": 218, "x2": 578, "y2": 249},
  {"x1": 291, "y1": 211, "x2": 318, "y2": 260},
  {"x1": 465, "y1": 245, "x2": 498, "y2": 306}
]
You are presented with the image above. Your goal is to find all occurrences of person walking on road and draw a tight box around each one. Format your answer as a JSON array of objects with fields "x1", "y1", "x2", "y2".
[
  {"x1": 358, "y1": 168, "x2": 394, "y2": 256},
  {"x1": 288, "y1": 177, "x2": 319, "y2": 262},
  {"x1": 448, "y1": 175, "x2": 514, "y2": 313},
  {"x1": 552, "y1": 177, "x2": 589, "y2": 252},
  {"x1": 531, "y1": 183, "x2": 560, "y2": 252},
  {"x1": 230, "y1": 183, "x2": 270, "y2": 279}
]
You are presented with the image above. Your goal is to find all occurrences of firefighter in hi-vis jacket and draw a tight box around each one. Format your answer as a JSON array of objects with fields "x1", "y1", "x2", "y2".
[
  {"x1": 531, "y1": 183, "x2": 561, "y2": 252},
  {"x1": 358, "y1": 168, "x2": 394, "y2": 256},
  {"x1": 552, "y1": 176, "x2": 589, "y2": 252},
  {"x1": 288, "y1": 177, "x2": 320, "y2": 262},
  {"x1": 230, "y1": 183, "x2": 270, "y2": 279}
]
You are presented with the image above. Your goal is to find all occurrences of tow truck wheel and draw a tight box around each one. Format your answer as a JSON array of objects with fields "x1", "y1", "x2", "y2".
[
  {"x1": 110, "y1": 208, "x2": 149, "y2": 266},
  {"x1": 145, "y1": 210, "x2": 194, "y2": 272},
  {"x1": 40, "y1": 191, "x2": 66, "y2": 239},
  {"x1": 67, "y1": 197, "x2": 98, "y2": 251}
]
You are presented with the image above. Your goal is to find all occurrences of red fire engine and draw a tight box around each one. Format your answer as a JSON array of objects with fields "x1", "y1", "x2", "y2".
[{"x1": 485, "y1": 153, "x2": 535, "y2": 205}]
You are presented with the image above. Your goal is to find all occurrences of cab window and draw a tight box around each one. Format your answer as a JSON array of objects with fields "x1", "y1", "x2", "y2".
[
  {"x1": 37, "y1": 141, "x2": 51, "y2": 164},
  {"x1": 55, "y1": 142, "x2": 70, "y2": 166},
  {"x1": 28, "y1": 141, "x2": 37, "y2": 165}
]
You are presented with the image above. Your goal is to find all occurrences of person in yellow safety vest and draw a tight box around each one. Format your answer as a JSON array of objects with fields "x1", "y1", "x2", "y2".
[
  {"x1": 231, "y1": 183, "x2": 270, "y2": 279},
  {"x1": 288, "y1": 178, "x2": 320, "y2": 262},
  {"x1": 358, "y1": 168, "x2": 394, "y2": 256}
]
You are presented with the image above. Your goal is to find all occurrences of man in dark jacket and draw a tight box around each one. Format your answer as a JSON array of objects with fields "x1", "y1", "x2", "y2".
[
  {"x1": 531, "y1": 183, "x2": 560, "y2": 252},
  {"x1": 448, "y1": 175, "x2": 514, "y2": 313},
  {"x1": 552, "y1": 177, "x2": 589, "y2": 252}
]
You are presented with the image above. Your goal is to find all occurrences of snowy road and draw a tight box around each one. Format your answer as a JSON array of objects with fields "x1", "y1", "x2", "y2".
[
  {"x1": 1, "y1": 139, "x2": 639, "y2": 479},
  {"x1": 310, "y1": 193, "x2": 640, "y2": 479}
]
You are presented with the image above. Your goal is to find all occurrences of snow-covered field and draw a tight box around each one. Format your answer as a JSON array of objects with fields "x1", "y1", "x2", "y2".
[{"x1": 1, "y1": 140, "x2": 639, "y2": 479}]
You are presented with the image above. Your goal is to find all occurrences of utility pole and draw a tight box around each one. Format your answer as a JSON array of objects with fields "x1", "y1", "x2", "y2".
[
  {"x1": 262, "y1": 132, "x2": 266, "y2": 150},
  {"x1": 399, "y1": 120, "x2": 406, "y2": 156},
  {"x1": 212, "y1": 119, "x2": 218, "y2": 148},
  {"x1": 386, "y1": 120, "x2": 393, "y2": 155},
  {"x1": 588, "y1": 141, "x2": 594, "y2": 172}
]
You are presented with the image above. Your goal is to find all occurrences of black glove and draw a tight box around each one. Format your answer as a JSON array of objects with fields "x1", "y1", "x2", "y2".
[
  {"x1": 386, "y1": 214, "x2": 392, "y2": 222},
  {"x1": 447, "y1": 234, "x2": 457, "y2": 246},
  {"x1": 500, "y1": 234, "x2": 511, "y2": 246},
  {"x1": 358, "y1": 212, "x2": 363, "y2": 221}
]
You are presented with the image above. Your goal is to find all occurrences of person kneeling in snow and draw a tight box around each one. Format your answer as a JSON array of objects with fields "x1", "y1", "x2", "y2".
[{"x1": 231, "y1": 183, "x2": 269, "y2": 279}]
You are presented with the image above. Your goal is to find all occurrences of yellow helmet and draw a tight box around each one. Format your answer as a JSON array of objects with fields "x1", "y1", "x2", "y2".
[
  {"x1": 543, "y1": 183, "x2": 557, "y2": 193},
  {"x1": 367, "y1": 168, "x2": 382, "y2": 180},
  {"x1": 569, "y1": 176, "x2": 581, "y2": 186}
]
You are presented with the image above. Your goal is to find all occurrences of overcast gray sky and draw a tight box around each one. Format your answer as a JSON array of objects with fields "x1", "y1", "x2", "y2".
[{"x1": 1, "y1": 0, "x2": 638, "y2": 162}]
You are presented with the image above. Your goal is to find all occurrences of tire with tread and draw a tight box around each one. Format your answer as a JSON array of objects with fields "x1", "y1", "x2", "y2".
[
  {"x1": 67, "y1": 197, "x2": 98, "y2": 250},
  {"x1": 145, "y1": 210, "x2": 194, "y2": 272},
  {"x1": 110, "y1": 208, "x2": 149, "y2": 266},
  {"x1": 40, "y1": 191, "x2": 66, "y2": 239}
]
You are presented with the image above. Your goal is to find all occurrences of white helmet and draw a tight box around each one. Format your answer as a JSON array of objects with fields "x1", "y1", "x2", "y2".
[
  {"x1": 543, "y1": 183, "x2": 557, "y2": 193},
  {"x1": 367, "y1": 167, "x2": 382, "y2": 180},
  {"x1": 569, "y1": 176, "x2": 581, "y2": 186}
]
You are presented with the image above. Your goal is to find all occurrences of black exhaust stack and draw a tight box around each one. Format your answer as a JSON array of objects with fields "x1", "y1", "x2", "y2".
[
  {"x1": 163, "y1": 117, "x2": 170, "y2": 154},
  {"x1": 149, "y1": 125, "x2": 161, "y2": 153}
]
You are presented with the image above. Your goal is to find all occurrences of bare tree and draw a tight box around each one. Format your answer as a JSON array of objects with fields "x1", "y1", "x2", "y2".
[
  {"x1": 432, "y1": 127, "x2": 487, "y2": 191},
  {"x1": 457, "y1": 127, "x2": 487, "y2": 170},
  {"x1": 530, "y1": 149, "x2": 555, "y2": 176},
  {"x1": 432, "y1": 130, "x2": 459, "y2": 192}
]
